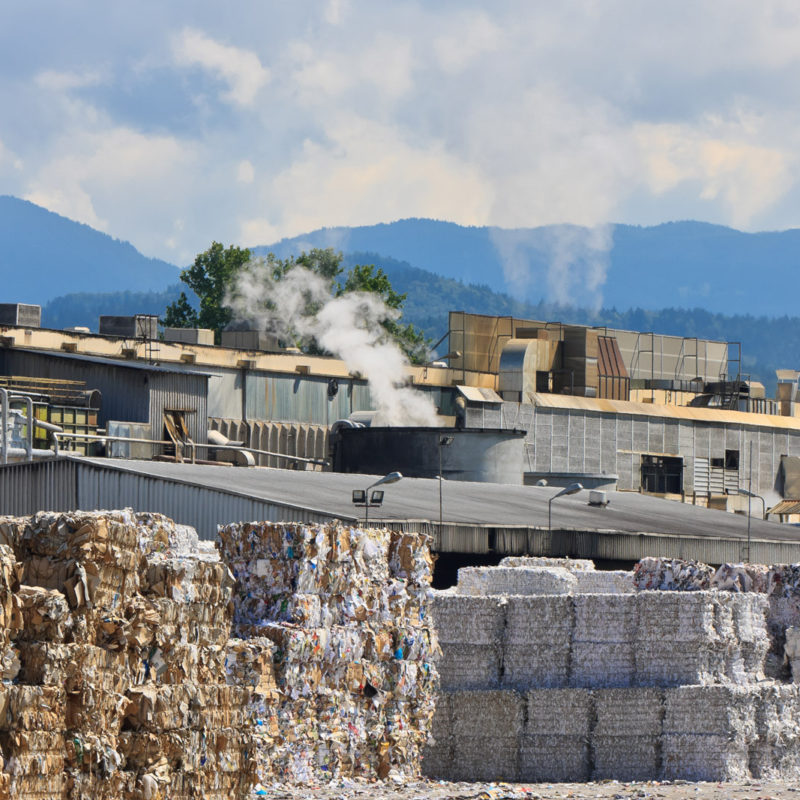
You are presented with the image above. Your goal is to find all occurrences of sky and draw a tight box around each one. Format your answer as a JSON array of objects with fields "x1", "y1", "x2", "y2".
[{"x1": 1, "y1": 1, "x2": 800, "y2": 267}]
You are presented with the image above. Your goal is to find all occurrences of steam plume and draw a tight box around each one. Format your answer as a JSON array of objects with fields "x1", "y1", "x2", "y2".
[
  {"x1": 490, "y1": 223, "x2": 613, "y2": 311},
  {"x1": 226, "y1": 261, "x2": 439, "y2": 426}
]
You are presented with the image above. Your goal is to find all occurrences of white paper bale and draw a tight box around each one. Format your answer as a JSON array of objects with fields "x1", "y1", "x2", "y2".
[
  {"x1": 520, "y1": 735, "x2": 588, "y2": 782},
  {"x1": 429, "y1": 593, "x2": 505, "y2": 645},
  {"x1": 571, "y1": 595, "x2": 637, "y2": 687},
  {"x1": 592, "y1": 735, "x2": 659, "y2": 781},
  {"x1": 573, "y1": 594, "x2": 637, "y2": 642},
  {"x1": 574, "y1": 570, "x2": 634, "y2": 594},
  {"x1": 663, "y1": 685, "x2": 758, "y2": 740},
  {"x1": 421, "y1": 692, "x2": 453, "y2": 779},
  {"x1": 500, "y1": 556, "x2": 595, "y2": 572},
  {"x1": 751, "y1": 684, "x2": 800, "y2": 780},
  {"x1": 438, "y1": 642, "x2": 501, "y2": 690},
  {"x1": 571, "y1": 641, "x2": 635, "y2": 688},
  {"x1": 453, "y1": 735, "x2": 518, "y2": 782},
  {"x1": 593, "y1": 688, "x2": 663, "y2": 737},
  {"x1": 457, "y1": 566, "x2": 577, "y2": 596},
  {"x1": 451, "y1": 690, "x2": 522, "y2": 781},
  {"x1": 502, "y1": 596, "x2": 572, "y2": 688},
  {"x1": 526, "y1": 689, "x2": 591, "y2": 737},
  {"x1": 661, "y1": 734, "x2": 750, "y2": 781},
  {"x1": 451, "y1": 690, "x2": 524, "y2": 738}
]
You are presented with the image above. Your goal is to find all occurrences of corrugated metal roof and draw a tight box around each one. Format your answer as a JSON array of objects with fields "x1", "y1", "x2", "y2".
[
  {"x1": 4, "y1": 457, "x2": 800, "y2": 562},
  {"x1": 768, "y1": 500, "x2": 800, "y2": 516},
  {"x1": 529, "y1": 392, "x2": 800, "y2": 431},
  {"x1": 457, "y1": 385, "x2": 502, "y2": 404},
  {"x1": 10, "y1": 348, "x2": 212, "y2": 376}
]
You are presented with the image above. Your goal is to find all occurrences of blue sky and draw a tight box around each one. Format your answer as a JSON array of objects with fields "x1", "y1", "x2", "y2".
[{"x1": 1, "y1": 1, "x2": 799, "y2": 266}]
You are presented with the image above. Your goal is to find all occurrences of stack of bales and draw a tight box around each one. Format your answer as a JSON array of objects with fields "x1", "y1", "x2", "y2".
[
  {"x1": 217, "y1": 522, "x2": 439, "y2": 784},
  {"x1": 425, "y1": 557, "x2": 796, "y2": 782},
  {"x1": 0, "y1": 510, "x2": 254, "y2": 800}
]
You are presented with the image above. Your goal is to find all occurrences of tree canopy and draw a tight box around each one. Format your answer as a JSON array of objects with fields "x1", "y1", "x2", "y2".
[
  {"x1": 164, "y1": 243, "x2": 430, "y2": 362},
  {"x1": 163, "y1": 242, "x2": 252, "y2": 343}
]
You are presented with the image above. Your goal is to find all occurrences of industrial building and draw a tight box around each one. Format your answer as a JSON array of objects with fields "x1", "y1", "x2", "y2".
[{"x1": 1, "y1": 305, "x2": 800, "y2": 524}]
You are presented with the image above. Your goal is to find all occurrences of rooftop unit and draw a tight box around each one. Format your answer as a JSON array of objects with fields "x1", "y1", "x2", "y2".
[
  {"x1": 163, "y1": 327, "x2": 215, "y2": 346},
  {"x1": 0, "y1": 304, "x2": 41, "y2": 328},
  {"x1": 220, "y1": 330, "x2": 281, "y2": 353},
  {"x1": 99, "y1": 315, "x2": 159, "y2": 339}
]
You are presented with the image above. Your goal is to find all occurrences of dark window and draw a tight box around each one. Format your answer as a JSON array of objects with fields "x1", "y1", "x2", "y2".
[
  {"x1": 725, "y1": 449, "x2": 740, "y2": 470},
  {"x1": 641, "y1": 455, "x2": 684, "y2": 494},
  {"x1": 710, "y1": 457, "x2": 725, "y2": 468}
]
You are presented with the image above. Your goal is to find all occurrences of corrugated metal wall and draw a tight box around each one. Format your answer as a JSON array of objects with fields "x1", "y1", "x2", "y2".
[
  {"x1": 149, "y1": 372, "x2": 208, "y2": 446},
  {"x1": 0, "y1": 350, "x2": 151, "y2": 426},
  {"x1": 4, "y1": 459, "x2": 800, "y2": 562},
  {"x1": 479, "y1": 400, "x2": 800, "y2": 497},
  {"x1": 0, "y1": 459, "x2": 341, "y2": 539},
  {"x1": 209, "y1": 418, "x2": 329, "y2": 468},
  {"x1": 0, "y1": 351, "x2": 209, "y2": 446}
]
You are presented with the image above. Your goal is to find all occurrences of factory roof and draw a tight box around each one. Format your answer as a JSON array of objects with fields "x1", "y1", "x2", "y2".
[
  {"x1": 78, "y1": 457, "x2": 798, "y2": 542},
  {"x1": 529, "y1": 392, "x2": 800, "y2": 431},
  {"x1": 5, "y1": 347, "x2": 213, "y2": 377}
]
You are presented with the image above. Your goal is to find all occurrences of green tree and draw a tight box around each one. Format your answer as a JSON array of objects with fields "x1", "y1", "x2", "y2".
[
  {"x1": 165, "y1": 243, "x2": 429, "y2": 361},
  {"x1": 163, "y1": 242, "x2": 252, "y2": 343}
]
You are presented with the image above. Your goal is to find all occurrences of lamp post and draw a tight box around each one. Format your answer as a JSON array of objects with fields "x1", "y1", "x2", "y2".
[
  {"x1": 438, "y1": 435, "x2": 454, "y2": 533},
  {"x1": 548, "y1": 482, "x2": 583, "y2": 536},
  {"x1": 352, "y1": 471, "x2": 403, "y2": 527},
  {"x1": 737, "y1": 487, "x2": 766, "y2": 563}
]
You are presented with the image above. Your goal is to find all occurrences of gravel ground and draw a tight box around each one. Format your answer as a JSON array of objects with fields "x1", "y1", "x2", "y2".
[{"x1": 254, "y1": 780, "x2": 800, "y2": 800}]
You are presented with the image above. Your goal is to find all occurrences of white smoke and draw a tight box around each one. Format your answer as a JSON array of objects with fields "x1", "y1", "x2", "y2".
[
  {"x1": 489, "y1": 223, "x2": 613, "y2": 311},
  {"x1": 226, "y1": 261, "x2": 439, "y2": 426}
]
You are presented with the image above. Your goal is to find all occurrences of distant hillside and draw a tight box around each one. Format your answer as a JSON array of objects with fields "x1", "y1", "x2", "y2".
[
  {"x1": 41, "y1": 253, "x2": 795, "y2": 394},
  {"x1": 0, "y1": 196, "x2": 179, "y2": 303},
  {"x1": 255, "y1": 219, "x2": 800, "y2": 317}
]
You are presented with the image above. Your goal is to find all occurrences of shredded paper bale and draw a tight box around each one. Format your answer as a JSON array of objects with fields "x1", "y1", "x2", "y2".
[
  {"x1": 502, "y1": 596, "x2": 572, "y2": 689},
  {"x1": 218, "y1": 520, "x2": 439, "y2": 784},
  {"x1": 0, "y1": 510, "x2": 438, "y2": 797},
  {"x1": 457, "y1": 565, "x2": 577, "y2": 595},
  {"x1": 429, "y1": 594, "x2": 504, "y2": 690},
  {"x1": 521, "y1": 689, "x2": 591, "y2": 781}
]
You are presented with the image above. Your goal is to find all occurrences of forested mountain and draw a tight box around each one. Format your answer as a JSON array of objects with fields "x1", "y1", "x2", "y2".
[
  {"x1": 41, "y1": 253, "x2": 795, "y2": 394},
  {"x1": 2, "y1": 195, "x2": 797, "y2": 393},
  {"x1": 257, "y1": 219, "x2": 800, "y2": 317},
  {"x1": 0, "y1": 196, "x2": 178, "y2": 302}
]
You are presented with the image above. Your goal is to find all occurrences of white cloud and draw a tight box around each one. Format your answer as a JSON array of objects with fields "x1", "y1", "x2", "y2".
[
  {"x1": 260, "y1": 115, "x2": 490, "y2": 238},
  {"x1": 324, "y1": 0, "x2": 351, "y2": 25},
  {"x1": 291, "y1": 33, "x2": 414, "y2": 101},
  {"x1": 433, "y1": 12, "x2": 502, "y2": 74},
  {"x1": 34, "y1": 69, "x2": 105, "y2": 92},
  {"x1": 635, "y1": 117, "x2": 794, "y2": 227},
  {"x1": 237, "y1": 159, "x2": 255, "y2": 184},
  {"x1": 172, "y1": 28, "x2": 270, "y2": 107}
]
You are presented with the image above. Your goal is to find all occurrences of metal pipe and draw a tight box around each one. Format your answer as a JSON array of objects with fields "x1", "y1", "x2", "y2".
[
  {"x1": 0, "y1": 388, "x2": 7, "y2": 466},
  {"x1": 54, "y1": 431, "x2": 328, "y2": 466},
  {"x1": 22, "y1": 396, "x2": 33, "y2": 461}
]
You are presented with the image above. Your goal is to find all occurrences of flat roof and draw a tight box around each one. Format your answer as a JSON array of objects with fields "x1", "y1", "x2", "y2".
[
  {"x1": 80, "y1": 457, "x2": 800, "y2": 543},
  {"x1": 530, "y1": 392, "x2": 800, "y2": 431},
  {"x1": 5, "y1": 347, "x2": 212, "y2": 377}
]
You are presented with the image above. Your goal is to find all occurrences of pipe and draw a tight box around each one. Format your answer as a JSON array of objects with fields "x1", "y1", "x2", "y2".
[
  {"x1": 0, "y1": 389, "x2": 7, "y2": 466},
  {"x1": 55, "y1": 431, "x2": 328, "y2": 466},
  {"x1": 22, "y1": 396, "x2": 33, "y2": 461}
]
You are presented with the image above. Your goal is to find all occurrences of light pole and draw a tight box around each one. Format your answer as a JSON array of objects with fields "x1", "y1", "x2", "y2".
[
  {"x1": 438, "y1": 435, "x2": 454, "y2": 533},
  {"x1": 737, "y1": 487, "x2": 766, "y2": 563},
  {"x1": 352, "y1": 471, "x2": 403, "y2": 527},
  {"x1": 548, "y1": 482, "x2": 583, "y2": 536}
]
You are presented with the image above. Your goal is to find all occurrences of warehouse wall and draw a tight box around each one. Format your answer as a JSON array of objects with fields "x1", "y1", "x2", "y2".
[{"x1": 469, "y1": 400, "x2": 800, "y2": 498}]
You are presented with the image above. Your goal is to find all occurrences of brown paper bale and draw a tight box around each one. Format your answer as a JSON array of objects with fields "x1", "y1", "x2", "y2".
[{"x1": 15, "y1": 587, "x2": 71, "y2": 643}]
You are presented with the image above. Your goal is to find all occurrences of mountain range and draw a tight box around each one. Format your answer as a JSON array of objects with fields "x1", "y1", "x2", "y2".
[{"x1": 1, "y1": 195, "x2": 798, "y2": 391}]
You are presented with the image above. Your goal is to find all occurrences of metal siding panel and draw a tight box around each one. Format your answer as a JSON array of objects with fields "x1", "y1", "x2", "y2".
[{"x1": 75, "y1": 462, "x2": 334, "y2": 539}]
